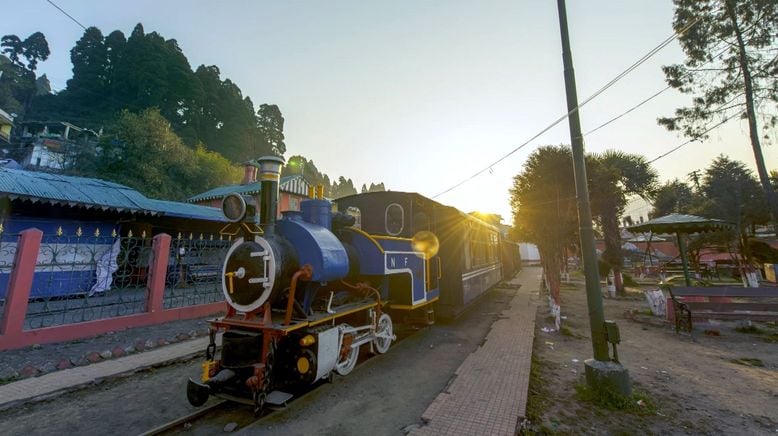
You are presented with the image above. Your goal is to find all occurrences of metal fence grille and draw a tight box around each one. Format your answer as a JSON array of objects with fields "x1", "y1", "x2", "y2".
[
  {"x1": 163, "y1": 233, "x2": 229, "y2": 309},
  {"x1": 24, "y1": 228, "x2": 151, "y2": 329}
]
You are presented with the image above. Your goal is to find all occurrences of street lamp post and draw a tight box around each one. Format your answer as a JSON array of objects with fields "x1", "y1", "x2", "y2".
[{"x1": 556, "y1": 0, "x2": 631, "y2": 395}]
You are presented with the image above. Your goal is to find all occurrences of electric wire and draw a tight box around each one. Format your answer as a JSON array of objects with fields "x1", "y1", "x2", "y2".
[
  {"x1": 647, "y1": 114, "x2": 739, "y2": 164},
  {"x1": 583, "y1": 43, "x2": 731, "y2": 138},
  {"x1": 431, "y1": 16, "x2": 703, "y2": 199},
  {"x1": 45, "y1": 0, "x2": 87, "y2": 30}
]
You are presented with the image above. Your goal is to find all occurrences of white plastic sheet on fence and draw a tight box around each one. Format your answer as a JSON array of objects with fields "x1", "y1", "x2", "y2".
[{"x1": 89, "y1": 239, "x2": 121, "y2": 296}]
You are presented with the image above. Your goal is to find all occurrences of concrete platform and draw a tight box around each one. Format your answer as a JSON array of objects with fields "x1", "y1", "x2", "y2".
[
  {"x1": 410, "y1": 267, "x2": 540, "y2": 436},
  {"x1": 0, "y1": 337, "x2": 208, "y2": 411}
]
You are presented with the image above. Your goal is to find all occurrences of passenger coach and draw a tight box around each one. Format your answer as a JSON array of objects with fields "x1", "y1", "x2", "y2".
[{"x1": 335, "y1": 192, "x2": 503, "y2": 319}]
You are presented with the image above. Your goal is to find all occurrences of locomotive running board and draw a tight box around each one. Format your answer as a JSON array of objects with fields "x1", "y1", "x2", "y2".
[{"x1": 265, "y1": 390, "x2": 294, "y2": 406}]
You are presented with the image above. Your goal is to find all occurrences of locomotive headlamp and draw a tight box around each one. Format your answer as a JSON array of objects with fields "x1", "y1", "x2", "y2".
[
  {"x1": 299, "y1": 335, "x2": 316, "y2": 347},
  {"x1": 412, "y1": 231, "x2": 440, "y2": 258},
  {"x1": 222, "y1": 193, "x2": 247, "y2": 222}
]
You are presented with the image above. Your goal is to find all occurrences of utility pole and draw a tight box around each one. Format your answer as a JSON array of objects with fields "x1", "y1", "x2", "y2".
[{"x1": 556, "y1": 0, "x2": 631, "y2": 395}]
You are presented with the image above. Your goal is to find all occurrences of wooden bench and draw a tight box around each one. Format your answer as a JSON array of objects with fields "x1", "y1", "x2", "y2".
[{"x1": 663, "y1": 286, "x2": 778, "y2": 333}]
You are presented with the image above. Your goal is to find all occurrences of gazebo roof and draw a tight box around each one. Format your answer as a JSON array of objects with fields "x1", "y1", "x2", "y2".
[{"x1": 628, "y1": 213, "x2": 734, "y2": 235}]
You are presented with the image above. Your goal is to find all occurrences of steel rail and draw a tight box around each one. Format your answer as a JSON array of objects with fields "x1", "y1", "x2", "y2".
[{"x1": 137, "y1": 400, "x2": 228, "y2": 436}]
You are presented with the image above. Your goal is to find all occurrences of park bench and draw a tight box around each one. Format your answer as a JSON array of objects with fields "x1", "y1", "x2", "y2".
[{"x1": 663, "y1": 286, "x2": 778, "y2": 333}]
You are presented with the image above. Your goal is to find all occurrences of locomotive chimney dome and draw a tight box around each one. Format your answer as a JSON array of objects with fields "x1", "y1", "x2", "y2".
[{"x1": 257, "y1": 155, "x2": 284, "y2": 179}]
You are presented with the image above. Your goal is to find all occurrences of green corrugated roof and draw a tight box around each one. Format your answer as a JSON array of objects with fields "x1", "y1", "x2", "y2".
[
  {"x1": 186, "y1": 182, "x2": 262, "y2": 203},
  {"x1": 186, "y1": 175, "x2": 306, "y2": 203},
  {"x1": 628, "y1": 213, "x2": 734, "y2": 234},
  {"x1": 0, "y1": 168, "x2": 225, "y2": 222}
]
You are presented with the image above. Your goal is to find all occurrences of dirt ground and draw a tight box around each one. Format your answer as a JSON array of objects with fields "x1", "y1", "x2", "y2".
[{"x1": 526, "y1": 279, "x2": 778, "y2": 435}]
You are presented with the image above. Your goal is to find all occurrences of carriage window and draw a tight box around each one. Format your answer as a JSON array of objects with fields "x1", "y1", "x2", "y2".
[
  {"x1": 346, "y1": 206, "x2": 362, "y2": 229},
  {"x1": 385, "y1": 203, "x2": 404, "y2": 236}
]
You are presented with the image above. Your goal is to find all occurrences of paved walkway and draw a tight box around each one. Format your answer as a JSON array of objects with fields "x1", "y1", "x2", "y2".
[
  {"x1": 411, "y1": 267, "x2": 541, "y2": 436},
  {"x1": 0, "y1": 337, "x2": 208, "y2": 411}
]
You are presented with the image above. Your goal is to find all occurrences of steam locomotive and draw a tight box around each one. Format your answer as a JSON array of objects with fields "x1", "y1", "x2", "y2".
[{"x1": 187, "y1": 156, "x2": 518, "y2": 412}]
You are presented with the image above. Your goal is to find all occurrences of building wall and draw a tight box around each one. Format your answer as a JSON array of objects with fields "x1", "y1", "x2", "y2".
[
  {"x1": 0, "y1": 123, "x2": 11, "y2": 143},
  {"x1": 196, "y1": 192, "x2": 309, "y2": 219},
  {"x1": 22, "y1": 144, "x2": 65, "y2": 170}
]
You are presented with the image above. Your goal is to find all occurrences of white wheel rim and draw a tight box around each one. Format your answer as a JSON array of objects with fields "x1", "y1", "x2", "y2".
[
  {"x1": 373, "y1": 314, "x2": 393, "y2": 354},
  {"x1": 335, "y1": 325, "x2": 359, "y2": 376}
]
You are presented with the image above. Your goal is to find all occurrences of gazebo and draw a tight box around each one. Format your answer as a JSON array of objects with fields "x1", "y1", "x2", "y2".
[{"x1": 628, "y1": 213, "x2": 735, "y2": 286}]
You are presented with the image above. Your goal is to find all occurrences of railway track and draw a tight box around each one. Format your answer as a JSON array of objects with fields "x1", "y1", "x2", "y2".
[
  {"x1": 137, "y1": 324, "x2": 421, "y2": 435},
  {"x1": 138, "y1": 377, "x2": 335, "y2": 436}
]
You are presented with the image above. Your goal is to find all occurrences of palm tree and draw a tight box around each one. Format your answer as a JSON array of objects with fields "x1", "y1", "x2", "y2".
[
  {"x1": 510, "y1": 146, "x2": 579, "y2": 306},
  {"x1": 588, "y1": 151, "x2": 658, "y2": 294}
]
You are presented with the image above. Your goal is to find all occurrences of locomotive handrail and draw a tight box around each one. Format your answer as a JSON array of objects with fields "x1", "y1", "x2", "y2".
[
  {"x1": 340, "y1": 279, "x2": 383, "y2": 318},
  {"x1": 284, "y1": 265, "x2": 313, "y2": 326},
  {"x1": 340, "y1": 227, "x2": 385, "y2": 254}
]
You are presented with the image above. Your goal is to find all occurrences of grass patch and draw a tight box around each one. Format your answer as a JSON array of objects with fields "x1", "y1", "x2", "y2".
[
  {"x1": 560, "y1": 325, "x2": 585, "y2": 339},
  {"x1": 728, "y1": 357, "x2": 765, "y2": 367},
  {"x1": 763, "y1": 333, "x2": 778, "y2": 343},
  {"x1": 522, "y1": 354, "x2": 558, "y2": 435},
  {"x1": 735, "y1": 325, "x2": 765, "y2": 334},
  {"x1": 525, "y1": 354, "x2": 550, "y2": 422},
  {"x1": 622, "y1": 273, "x2": 639, "y2": 287},
  {"x1": 0, "y1": 376, "x2": 19, "y2": 386},
  {"x1": 574, "y1": 383, "x2": 657, "y2": 416}
]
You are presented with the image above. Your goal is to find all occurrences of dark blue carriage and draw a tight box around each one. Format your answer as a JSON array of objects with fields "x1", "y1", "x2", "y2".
[{"x1": 334, "y1": 191, "x2": 504, "y2": 319}]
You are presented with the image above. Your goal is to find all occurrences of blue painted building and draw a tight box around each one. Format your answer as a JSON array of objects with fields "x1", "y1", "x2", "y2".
[{"x1": 0, "y1": 168, "x2": 226, "y2": 298}]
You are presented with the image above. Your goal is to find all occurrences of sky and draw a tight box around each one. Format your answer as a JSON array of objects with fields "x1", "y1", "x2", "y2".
[{"x1": 3, "y1": 0, "x2": 777, "y2": 224}]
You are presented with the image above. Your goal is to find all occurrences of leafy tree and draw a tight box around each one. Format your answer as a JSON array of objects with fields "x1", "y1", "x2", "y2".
[
  {"x1": 361, "y1": 183, "x2": 368, "y2": 193},
  {"x1": 331, "y1": 176, "x2": 358, "y2": 199},
  {"x1": 0, "y1": 55, "x2": 35, "y2": 115},
  {"x1": 1, "y1": 35, "x2": 23, "y2": 67},
  {"x1": 28, "y1": 24, "x2": 281, "y2": 163},
  {"x1": 35, "y1": 74, "x2": 51, "y2": 95},
  {"x1": 368, "y1": 182, "x2": 386, "y2": 192},
  {"x1": 282, "y1": 155, "x2": 384, "y2": 198},
  {"x1": 1, "y1": 32, "x2": 50, "y2": 72},
  {"x1": 687, "y1": 155, "x2": 769, "y2": 271},
  {"x1": 20, "y1": 32, "x2": 50, "y2": 71},
  {"x1": 256, "y1": 104, "x2": 286, "y2": 155},
  {"x1": 659, "y1": 0, "x2": 778, "y2": 230},
  {"x1": 87, "y1": 108, "x2": 239, "y2": 200},
  {"x1": 510, "y1": 146, "x2": 578, "y2": 305},
  {"x1": 0, "y1": 32, "x2": 50, "y2": 118},
  {"x1": 650, "y1": 179, "x2": 698, "y2": 218},
  {"x1": 699, "y1": 155, "x2": 768, "y2": 229},
  {"x1": 588, "y1": 151, "x2": 657, "y2": 294}
]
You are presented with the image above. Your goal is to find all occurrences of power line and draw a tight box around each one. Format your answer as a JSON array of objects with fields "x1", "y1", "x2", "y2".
[
  {"x1": 583, "y1": 43, "x2": 732, "y2": 138},
  {"x1": 647, "y1": 113, "x2": 739, "y2": 164},
  {"x1": 45, "y1": 0, "x2": 87, "y2": 30},
  {"x1": 519, "y1": 115, "x2": 737, "y2": 213},
  {"x1": 583, "y1": 86, "x2": 670, "y2": 137},
  {"x1": 431, "y1": 15, "x2": 702, "y2": 199}
]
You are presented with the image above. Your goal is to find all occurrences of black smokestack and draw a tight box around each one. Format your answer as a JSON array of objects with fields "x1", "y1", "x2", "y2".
[{"x1": 256, "y1": 156, "x2": 285, "y2": 226}]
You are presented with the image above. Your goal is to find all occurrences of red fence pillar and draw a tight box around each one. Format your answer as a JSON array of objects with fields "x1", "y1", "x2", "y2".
[
  {"x1": 1, "y1": 228, "x2": 43, "y2": 336},
  {"x1": 146, "y1": 233, "x2": 171, "y2": 315}
]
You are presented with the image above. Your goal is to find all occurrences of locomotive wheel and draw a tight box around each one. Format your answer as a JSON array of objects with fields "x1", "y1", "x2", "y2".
[
  {"x1": 372, "y1": 313, "x2": 394, "y2": 354},
  {"x1": 334, "y1": 326, "x2": 359, "y2": 376}
]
